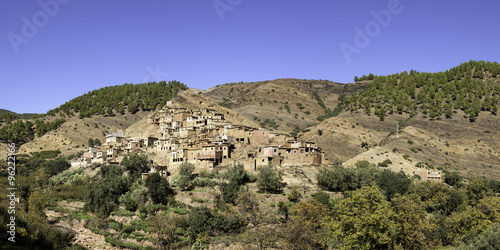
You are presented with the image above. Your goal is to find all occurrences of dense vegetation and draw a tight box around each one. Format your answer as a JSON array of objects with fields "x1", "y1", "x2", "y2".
[
  {"x1": 46, "y1": 80, "x2": 187, "y2": 118},
  {"x1": 0, "y1": 119, "x2": 65, "y2": 144},
  {"x1": 3, "y1": 151, "x2": 500, "y2": 249},
  {"x1": 350, "y1": 60, "x2": 500, "y2": 121}
]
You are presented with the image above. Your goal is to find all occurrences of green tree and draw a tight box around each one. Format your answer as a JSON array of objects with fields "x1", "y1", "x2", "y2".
[
  {"x1": 465, "y1": 178, "x2": 490, "y2": 206},
  {"x1": 376, "y1": 170, "x2": 410, "y2": 201},
  {"x1": 145, "y1": 173, "x2": 174, "y2": 205},
  {"x1": 28, "y1": 191, "x2": 47, "y2": 224},
  {"x1": 42, "y1": 158, "x2": 70, "y2": 176},
  {"x1": 120, "y1": 153, "x2": 149, "y2": 178},
  {"x1": 323, "y1": 185, "x2": 396, "y2": 249},
  {"x1": 177, "y1": 162, "x2": 195, "y2": 190},
  {"x1": 287, "y1": 185, "x2": 302, "y2": 202},
  {"x1": 85, "y1": 165, "x2": 129, "y2": 216},
  {"x1": 256, "y1": 165, "x2": 284, "y2": 193},
  {"x1": 457, "y1": 223, "x2": 500, "y2": 250},
  {"x1": 444, "y1": 171, "x2": 463, "y2": 187},
  {"x1": 391, "y1": 195, "x2": 438, "y2": 249}
]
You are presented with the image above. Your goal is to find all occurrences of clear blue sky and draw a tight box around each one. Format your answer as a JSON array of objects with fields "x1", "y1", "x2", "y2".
[{"x1": 1, "y1": 0, "x2": 499, "y2": 114}]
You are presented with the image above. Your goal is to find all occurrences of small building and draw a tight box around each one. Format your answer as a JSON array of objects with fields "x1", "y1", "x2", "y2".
[
  {"x1": 106, "y1": 131, "x2": 125, "y2": 144},
  {"x1": 412, "y1": 168, "x2": 443, "y2": 182},
  {"x1": 71, "y1": 157, "x2": 91, "y2": 168}
]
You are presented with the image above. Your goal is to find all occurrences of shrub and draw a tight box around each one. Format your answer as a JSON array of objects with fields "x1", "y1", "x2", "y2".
[
  {"x1": 120, "y1": 153, "x2": 149, "y2": 179},
  {"x1": 256, "y1": 166, "x2": 284, "y2": 193},
  {"x1": 376, "y1": 169, "x2": 410, "y2": 201},
  {"x1": 287, "y1": 185, "x2": 301, "y2": 202},
  {"x1": 43, "y1": 158, "x2": 70, "y2": 176},
  {"x1": 311, "y1": 191, "x2": 330, "y2": 207},
  {"x1": 177, "y1": 162, "x2": 195, "y2": 190},
  {"x1": 355, "y1": 160, "x2": 372, "y2": 168},
  {"x1": 145, "y1": 173, "x2": 174, "y2": 205}
]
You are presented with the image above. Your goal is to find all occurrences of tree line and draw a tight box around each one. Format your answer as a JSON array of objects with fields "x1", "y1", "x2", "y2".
[
  {"x1": 46, "y1": 80, "x2": 187, "y2": 118},
  {"x1": 350, "y1": 60, "x2": 500, "y2": 121},
  {"x1": 0, "y1": 119, "x2": 65, "y2": 144}
]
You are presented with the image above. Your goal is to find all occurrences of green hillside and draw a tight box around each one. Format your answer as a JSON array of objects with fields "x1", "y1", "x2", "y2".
[
  {"x1": 0, "y1": 81, "x2": 187, "y2": 144},
  {"x1": 348, "y1": 60, "x2": 500, "y2": 121},
  {"x1": 47, "y1": 80, "x2": 187, "y2": 118}
]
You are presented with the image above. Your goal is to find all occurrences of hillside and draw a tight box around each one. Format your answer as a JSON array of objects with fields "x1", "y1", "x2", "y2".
[
  {"x1": 47, "y1": 80, "x2": 186, "y2": 118},
  {"x1": 301, "y1": 110, "x2": 500, "y2": 180},
  {"x1": 202, "y1": 78, "x2": 366, "y2": 134},
  {"x1": 348, "y1": 60, "x2": 500, "y2": 121},
  {"x1": 201, "y1": 61, "x2": 500, "y2": 180}
]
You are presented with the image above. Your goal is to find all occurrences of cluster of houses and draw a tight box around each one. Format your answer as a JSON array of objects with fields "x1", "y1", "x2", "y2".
[
  {"x1": 71, "y1": 102, "x2": 326, "y2": 175},
  {"x1": 70, "y1": 100, "x2": 442, "y2": 182}
]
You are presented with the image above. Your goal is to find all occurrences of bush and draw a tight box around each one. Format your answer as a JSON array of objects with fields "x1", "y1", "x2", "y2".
[
  {"x1": 145, "y1": 173, "x2": 174, "y2": 205},
  {"x1": 458, "y1": 223, "x2": 500, "y2": 250},
  {"x1": 130, "y1": 219, "x2": 149, "y2": 232},
  {"x1": 287, "y1": 185, "x2": 301, "y2": 202},
  {"x1": 223, "y1": 164, "x2": 249, "y2": 185},
  {"x1": 355, "y1": 160, "x2": 372, "y2": 168},
  {"x1": 32, "y1": 150, "x2": 61, "y2": 159},
  {"x1": 43, "y1": 158, "x2": 70, "y2": 176},
  {"x1": 177, "y1": 162, "x2": 195, "y2": 190},
  {"x1": 442, "y1": 171, "x2": 462, "y2": 188},
  {"x1": 120, "y1": 153, "x2": 149, "y2": 179},
  {"x1": 311, "y1": 191, "x2": 330, "y2": 207},
  {"x1": 376, "y1": 169, "x2": 410, "y2": 201},
  {"x1": 256, "y1": 166, "x2": 284, "y2": 193},
  {"x1": 377, "y1": 159, "x2": 392, "y2": 168}
]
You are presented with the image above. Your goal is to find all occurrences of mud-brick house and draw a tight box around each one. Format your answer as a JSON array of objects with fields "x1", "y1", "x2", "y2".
[
  {"x1": 143, "y1": 136, "x2": 158, "y2": 148},
  {"x1": 127, "y1": 141, "x2": 142, "y2": 150},
  {"x1": 174, "y1": 127, "x2": 196, "y2": 138},
  {"x1": 196, "y1": 144, "x2": 223, "y2": 168},
  {"x1": 71, "y1": 157, "x2": 91, "y2": 168},
  {"x1": 155, "y1": 139, "x2": 182, "y2": 152},
  {"x1": 185, "y1": 116, "x2": 208, "y2": 128},
  {"x1": 106, "y1": 148, "x2": 118, "y2": 159},
  {"x1": 278, "y1": 140, "x2": 322, "y2": 166},
  {"x1": 169, "y1": 149, "x2": 187, "y2": 165},
  {"x1": 225, "y1": 125, "x2": 255, "y2": 144},
  {"x1": 91, "y1": 150, "x2": 107, "y2": 164},
  {"x1": 250, "y1": 129, "x2": 271, "y2": 145},
  {"x1": 106, "y1": 131, "x2": 125, "y2": 144},
  {"x1": 412, "y1": 168, "x2": 443, "y2": 182}
]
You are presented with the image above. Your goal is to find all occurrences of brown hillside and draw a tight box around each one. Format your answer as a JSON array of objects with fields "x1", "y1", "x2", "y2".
[
  {"x1": 202, "y1": 78, "x2": 366, "y2": 134},
  {"x1": 301, "y1": 110, "x2": 500, "y2": 180},
  {"x1": 17, "y1": 111, "x2": 150, "y2": 157}
]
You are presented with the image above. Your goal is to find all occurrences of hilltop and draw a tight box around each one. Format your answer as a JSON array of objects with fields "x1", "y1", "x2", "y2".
[
  {"x1": 202, "y1": 78, "x2": 366, "y2": 134},
  {"x1": 202, "y1": 60, "x2": 500, "y2": 180}
]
